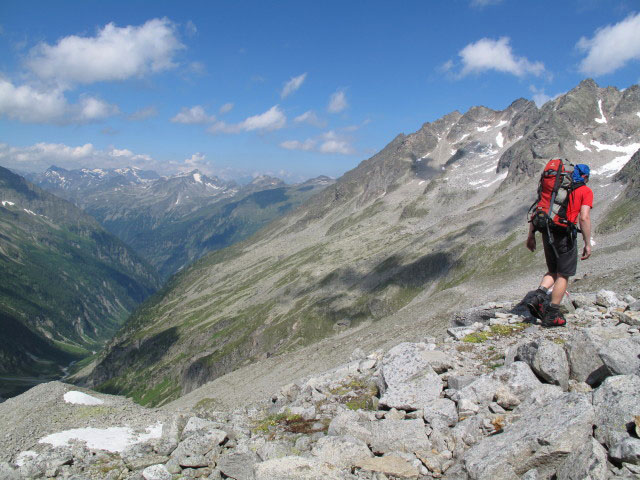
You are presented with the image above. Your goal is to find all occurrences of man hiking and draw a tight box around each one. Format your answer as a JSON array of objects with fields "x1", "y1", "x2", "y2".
[{"x1": 525, "y1": 163, "x2": 593, "y2": 327}]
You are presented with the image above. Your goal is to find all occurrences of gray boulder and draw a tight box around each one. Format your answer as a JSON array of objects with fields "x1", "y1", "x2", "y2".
[
  {"x1": 490, "y1": 361, "x2": 543, "y2": 400},
  {"x1": 453, "y1": 376, "x2": 502, "y2": 406},
  {"x1": 142, "y1": 464, "x2": 172, "y2": 480},
  {"x1": 609, "y1": 437, "x2": 640, "y2": 466},
  {"x1": 565, "y1": 327, "x2": 626, "y2": 386},
  {"x1": 254, "y1": 456, "x2": 345, "y2": 480},
  {"x1": 592, "y1": 375, "x2": 640, "y2": 449},
  {"x1": 378, "y1": 343, "x2": 444, "y2": 410},
  {"x1": 555, "y1": 437, "x2": 608, "y2": 480},
  {"x1": 598, "y1": 337, "x2": 640, "y2": 376},
  {"x1": 516, "y1": 340, "x2": 570, "y2": 390},
  {"x1": 311, "y1": 435, "x2": 373, "y2": 468},
  {"x1": 596, "y1": 289, "x2": 625, "y2": 309},
  {"x1": 328, "y1": 409, "x2": 372, "y2": 444},
  {"x1": 218, "y1": 451, "x2": 260, "y2": 480},
  {"x1": 463, "y1": 393, "x2": 594, "y2": 480},
  {"x1": 170, "y1": 429, "x2": 227, "y2": 463},
  {"x1": 423, "y1": 398, "x2": 458, "y2": 427},
  {"x1": 368, "y1": 418, "x2": 431, "y2": 454}
]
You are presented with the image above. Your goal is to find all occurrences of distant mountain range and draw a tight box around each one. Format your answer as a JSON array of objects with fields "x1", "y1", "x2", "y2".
[
  {"x1": 28, "y1": 167, "x2": 334, "y2": 279},
  {"x1": 77, "y1": 79, "x2": 640, "y2": 406},
  {"x1": 0, "y1": 166, "x2": 160, "y2": 388}
]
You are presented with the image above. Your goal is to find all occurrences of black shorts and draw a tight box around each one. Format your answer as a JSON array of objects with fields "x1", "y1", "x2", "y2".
[{"x1": 542, "y1": 227, "x2": 577, "y2": 277}]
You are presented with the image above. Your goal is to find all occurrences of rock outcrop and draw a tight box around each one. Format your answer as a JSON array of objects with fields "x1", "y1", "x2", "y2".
[{"x1": 1, "y1": 289, "x2": 639, "y2": 479}]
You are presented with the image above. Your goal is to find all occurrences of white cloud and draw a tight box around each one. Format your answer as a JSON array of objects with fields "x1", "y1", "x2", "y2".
[
  {"x1": 171, "y1": 105, "x2": 215, "y2": 124},
  {"x1": 0, "y1": 79, "x2": 118, "y2": 124},
  {"x1": 129, "y1": 105, "x2": 158, "y2": 121},
  {"x1": 529, "y1": 85, "x2": 563, "y2": 107},
  {"x1": 458, "y1": 37, "x2": 544, "y2": 77},
  {"x1": 319, "y1": 130, "x2": 355, "y2": 154},
  {"x1": 219, "y1": 102, "x2": 234, "y2": 114},
  {"x1": 279, "y1": 130, "x2": 355, "y2": 155},
  {"x1": 0, "y1": 142, "x2": 155, "y2": 173},
  {"x1": 209, "y1": 105, "x2": 286, "y2": 134},
  {"x1": 577, "y1": 13, "x2": 640, "y2": 76},
  {"x1": 280, "y1": 139, "x2": 317, "y2": 151},
  {"x1": 328, "y1": 90, "x2": 348, "y2": 113},
  {"x1": 26, "y1": 18, "x2": 184, "y2": 86},
  {"x1": 281, "y1": 73, "x2": 307, "y2": 98},
  {"x1": 294, "y1": 110, "x2": 325, "y2": 127}
]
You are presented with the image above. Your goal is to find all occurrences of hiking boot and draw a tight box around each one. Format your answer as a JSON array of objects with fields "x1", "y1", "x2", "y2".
[
  {"x1": 526, "y1": 291, "x2": 547, "y2": 320},
  {"x1": 541, "y1": 304, "x2": 566, "y2": 328}
]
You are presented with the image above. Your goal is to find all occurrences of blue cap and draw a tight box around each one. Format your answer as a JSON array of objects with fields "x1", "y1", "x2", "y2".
[{"x1": 573, "y1": 164, "x2": 590, "y2": 182}]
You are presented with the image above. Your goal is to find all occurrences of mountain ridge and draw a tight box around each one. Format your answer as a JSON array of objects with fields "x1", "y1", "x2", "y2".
[{"x1": 76, "y1": 79, "x2": 640, "y2": 406}]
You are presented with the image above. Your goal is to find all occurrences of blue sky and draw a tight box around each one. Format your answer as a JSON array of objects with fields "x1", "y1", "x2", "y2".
[{"x1": 1, "y1": 0, "x2": 639, "y2": 181}]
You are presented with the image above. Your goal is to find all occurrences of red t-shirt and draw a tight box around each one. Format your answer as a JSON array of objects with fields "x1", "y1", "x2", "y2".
[{"x1": 565, "y1": 185, "x2": 593, "y2": 224}]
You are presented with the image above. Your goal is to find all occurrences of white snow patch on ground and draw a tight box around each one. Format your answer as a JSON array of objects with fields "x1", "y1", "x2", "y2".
[
  {"x1": 206, "y1": 183, "x2": 220, "y2": 189},
  {"x1": 418, "y1": 180, "x2": 425, "y2": 185},
  {"x1": 637, "y1": 112, "x2": 640, "y2": 118},
  {"x1": 591, "y1": 141, "x2": 640, "y2": 176},
  {"x1": 496, "y1": 132, "x2": 504, "y2": 148},
  {"x1": 2, "y1": 201, "x2": 15, "y2": 207},
  {"x1": 575, "y1": 141, "x2": 591, "y2": 152},
  {"x1": 480, "y1": 171, "x2": 508, "y2": 188},
  {"x1": 459, "y1": 133, "x2": 469, "y2": 141},
  {"x1": 64, "y1": 391, "x2": 104, "y2": 406},
  {"x1": 496, "y1": 120, "x2": 507, "y2": 128},
  {"x1": 23, "y1": 209, "x2": 37, "y2": 216},
  {"x1": 450, "y1": 149, "x2": 457, "y2": 156},
  {"x1": 39, "y1": 424, "x2": 163, "y2": 453},
  {"x1": 16, "y1": 451, "x2": 38, "y2": 467},
  {"x1": 193, "y1": 173, "x2": 202, "y2": 184},
  {"x1": 594, "y1": 99, "x2": 607, "y2": 124},
  {"x1": 476, "y1": 126, "x2": 491, "y2": 132},
  {"x1": 591, "y1": 238, "x2": 596, "y2": 246}
]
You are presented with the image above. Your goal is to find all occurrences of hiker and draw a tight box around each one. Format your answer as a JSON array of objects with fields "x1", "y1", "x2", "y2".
[{"x1": 525, "y1": 162, "x2": 593, "y2": 327}]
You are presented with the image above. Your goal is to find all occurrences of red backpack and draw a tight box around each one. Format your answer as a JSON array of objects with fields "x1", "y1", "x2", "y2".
[{"x1": 529, "y1": 159, "x2": 582, "y2": 231}]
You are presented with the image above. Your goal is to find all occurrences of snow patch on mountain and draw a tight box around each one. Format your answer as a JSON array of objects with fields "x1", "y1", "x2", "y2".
[
  {"x1": 38, "y1": 424, "x2": 162, "y2": 453},
  {"x1": 495, "y1": 132, "x2": 504, "y2": 148},
  {"x1": 63, "y1": 391, "x2": 104, "y2": 406},
  {"x1": 2, "y1": 201, "x2": 15, "y2": 207},
  {"x1": 23, "y1": 209, "x2": 37, "y2": 216},
  {"x1": 594, "y1": 99, "x2": 607, "y2": 124},
  {"x1": 476, "y1": 125, "x2": 491, "y2": 133},
  {"x1": 591, "y1": 140, "x2": 640, "y2": 176},
  {"x1": 575, "y1": 141, "x2": 591, "y2": 152},
  {"x1": 193, "y1": 173, "x2": 202, "y2": 184}
]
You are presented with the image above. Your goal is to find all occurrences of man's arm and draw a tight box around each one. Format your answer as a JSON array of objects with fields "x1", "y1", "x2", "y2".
[
  {"x1": 526, "y1": 221, "x2": 536, "y2": 252},
  {"x1": 579, "y1": 205, "x2": 592, "y2": 260}
]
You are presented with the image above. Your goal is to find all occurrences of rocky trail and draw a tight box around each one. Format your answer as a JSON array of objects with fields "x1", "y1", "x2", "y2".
[{"x1": 1, "y1": 288, "x2": 639, "y2": 479}]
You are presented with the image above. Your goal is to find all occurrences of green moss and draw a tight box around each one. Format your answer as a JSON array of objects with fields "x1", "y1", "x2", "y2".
[
  {"x1": 462, "y1": 332, "x2": 491, "y2": 343},
  {"x1": 462, "y1": 323, "x2": 527, "y2": 343},
  {"x1": 399, "y1": 200, "x2": 429, "y2": 220}
]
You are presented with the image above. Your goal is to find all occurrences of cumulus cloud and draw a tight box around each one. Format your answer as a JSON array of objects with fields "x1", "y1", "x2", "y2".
[
  {"x1": 281, "y1": 73, "x2": 307, "y2": 98},
  {"x1": 577, "y1": 13, "x2": 640, "y2": 76},
  {"x1": 279, "y1": 130, "x2": 355, "y2": 155},
  {"x1": 294, "y1": 110, "x2": 325, "y2": 127},
  {"x1": 219, "y1": 102, "x2": 234, "y2": 114},
  {"x1": 171, "y1": 105, "x2": 216, "y2": 124},
  {"x1": 0, "y1": 79, "x2": 118, "y2": 124},
  {"x1": 457, "y1": 37, "x2": 544, "y2": 77},
  {"x1": 26, "y1": 18, "x2": 184, "y2": 86},
  {"x1": 0, "y1": 142, "x2": 155, "y2": 173},
  {"x1": 129, "y1": 105, "x2": 158, "y2": 121},
  {"x1": 209, "y1": 105, "x2": 286, "y2": 134},
  {"x1": 328, "y1": 90, "x2": 348, "y2": 113}
]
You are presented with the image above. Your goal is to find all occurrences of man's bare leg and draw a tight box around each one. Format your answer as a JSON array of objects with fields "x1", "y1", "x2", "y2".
[
  {"x1": 539, "y1": 273, "x2": 556, "y2": 291},
  {"x1": 550, "y1": 275, "x2": 568, "y2": 305}
]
